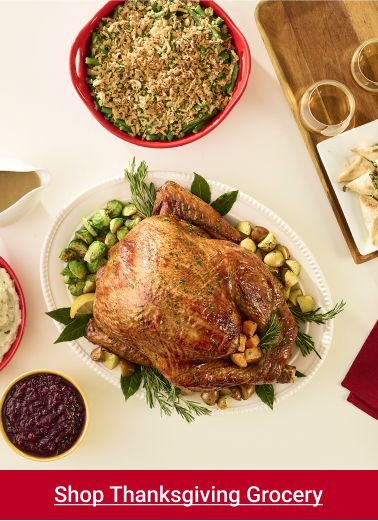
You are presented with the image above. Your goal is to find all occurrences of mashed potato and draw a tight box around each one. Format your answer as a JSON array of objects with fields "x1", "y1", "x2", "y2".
[{"x1": 0, "y1": 267, "x2": 21, "y2": 361}]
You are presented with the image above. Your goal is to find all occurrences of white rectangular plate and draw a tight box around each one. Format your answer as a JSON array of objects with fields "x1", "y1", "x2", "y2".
[{"x1": 317, "y1": 119, "x2": 378, "y2": 256}]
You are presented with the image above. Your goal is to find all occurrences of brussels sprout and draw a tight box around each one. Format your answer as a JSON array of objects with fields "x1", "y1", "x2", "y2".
[
  {"x1": 124, "y1": 216, "x2": 141, "y2": 230},
  {"x1": 68, "y1": 240, "x2": 88, "y2": 258},
  {"x1": 83, "y1": 277, "x2": 96, "y2": 293},
  {"x1": 61, "y1": 265, "x2": 75, "y2": 284},
  {"x1": 82, "y1": 217, "x2": 98, "y2": 237},
  {"x1": 105, "y1": 232, "x2": 118, "y2": 248},
  {"x1": 87, "y1": 257, "x2": 107, "y2": 273},
  {"x1": 117, "y1": 226, "x2": 128, "y2": 240},
  {"x1": 60, "y1": 265, "x2": 72, "y2": 277},
  {"x1": 68, "y1": 280, "x2": 85, "y2": 296},
  {"x1": 122, "y1": 203, "x2": 137, "y2": 217},
  {"x1": 105, "y1": 199, "x2": 124, "y2": 218},
  {"x1": 110, "y1": 217, "x2": 124, "y2": 234},
  {"x1": 66, "y1": 276, "x2": 79, "y2": 285},
  {"x1": 59, "y1": 248, "x2": 78, "y2": 262},
  {"x1": 75, "y1": 228, "x2": 94, "y2": 245},
  {"x1": 84, "y1": 240, "x2": 107, "y2": 263},
  {"x1": 91, "y1": 209, "x2": 110, "y2": 231},
  {"x1": 96, "y1": 228, "x2": 108, "y2": 239},
  {"x1": 68, "y1": 260, "x2": 88, "y2": 280}
]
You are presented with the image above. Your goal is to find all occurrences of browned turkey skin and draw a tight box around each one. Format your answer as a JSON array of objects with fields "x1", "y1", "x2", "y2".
[{"x1": 86, "y1": 181, "x2": 297, "y2": 391}]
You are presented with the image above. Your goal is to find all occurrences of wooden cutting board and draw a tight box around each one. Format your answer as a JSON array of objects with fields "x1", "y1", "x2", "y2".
[{"x1": 255, "y1": 0, "x2": 378, "y2": 263}]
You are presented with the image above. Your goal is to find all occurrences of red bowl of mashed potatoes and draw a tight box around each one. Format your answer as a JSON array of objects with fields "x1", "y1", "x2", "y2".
[{"x1": 0, "y1": 257, "x2": 26, "y2": 371}]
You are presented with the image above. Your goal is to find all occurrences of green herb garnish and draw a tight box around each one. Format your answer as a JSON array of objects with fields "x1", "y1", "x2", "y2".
[
  {"x1": 46, "y1": 307, "x2": 74, "y2": 325},
  {"x1": 295, "y1": 370, "x2": 306, "y2": 378},
  {"x1": 255, "y1": 384, "x2": 274, "y2": 410},
  {"x1": 370, "y1": 167, "x2": 378, "y2": 191},
  {"x1": 191, "y1": 173, "x2": 211, "y2": 203},
  {"x1": 124, "y1": 158, "x2": 156, "y2": 218},
  {"x1": 292, "y1": 301, "x2": 345, "y2": 358},
  {"x1": 259, "y1": 313, "x2": 282, "y2": 351},
  {"x1": 141, "y1": 366, "x2": 211, "y2": 422},
  {"x1": 296, "y1": 329, "x2": 321, "y2": 358},
  {"x1": 191, "y1": 173, "x2": 238, "y2": 215},
  {"x1": 120, "y1": 366, "x2": 142, "y2": 400},
  {"x1": 53, "y1": 313, "x2": 92, "y2": 344},
  {"x1": 291, "y1": 301, "x2": 346, "y2": 325},
  {"x1": 211, "y1": 190, "x2": 239, "y2": 216}
]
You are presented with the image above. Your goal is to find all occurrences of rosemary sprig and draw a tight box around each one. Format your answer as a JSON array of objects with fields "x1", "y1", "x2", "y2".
[
  {"x1": 296, "y1": 329, "x2": 321, "y2": 359},
  {"x1": 259, "y1": 313, "x2": 282, "y2": 351},
  {"x1": 124, "y1": 158, "x2": 156, "y2": 218},
  {"x1": 292, "y1": 300, "x2": 345, "y2": 358},
  {"x1": 291, "y1": 301, "x2": 346, "y2": 325},
  {"x1": 140, "y1": 366, "x2": 211, "y2": 423}
]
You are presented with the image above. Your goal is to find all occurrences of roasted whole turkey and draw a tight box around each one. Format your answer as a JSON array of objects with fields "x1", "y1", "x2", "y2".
[{"x1": 86, "y1": 182, "x2": 297, "y2": 390}]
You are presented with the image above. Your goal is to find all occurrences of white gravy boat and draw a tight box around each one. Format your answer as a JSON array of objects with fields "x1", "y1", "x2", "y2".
[{"x1": 0, "y1": 158, "x2": 50, "y2": 226}]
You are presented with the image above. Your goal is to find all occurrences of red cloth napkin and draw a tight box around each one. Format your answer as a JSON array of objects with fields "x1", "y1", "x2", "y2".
[{"x1": 342, "y1": 321, "x2": 378, "y2": 420}]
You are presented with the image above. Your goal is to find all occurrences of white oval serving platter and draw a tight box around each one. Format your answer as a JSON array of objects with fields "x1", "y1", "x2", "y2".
[{"x1": 40, "y1": 171, "x2": 333, "y2": 414}]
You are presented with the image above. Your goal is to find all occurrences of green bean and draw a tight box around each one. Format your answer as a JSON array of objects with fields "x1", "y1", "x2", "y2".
[
  {"x1": 146, "y1": 133, "x2": 165, "y2": 141},
  {"x1": 114, "y1": 119, "x2": 132, "y2": 132},
  {"x1": 153, "y1": 10, "x2": 166, "y2": 19},
  {"x1": 185, "y1": 7, "x2": 200, "y2": 25},
  {"x1": 209, "y1": 25, "x2": 222, "y2": 40},
  {"x1": 195, "y1": 5, "x2": 205, "y2": 15},
  {"x1": 100, "y1": 106, "x2": 112, "y2": 115},
  {"x1": 183, "y1": 114, "x2": 211, "y2": 133},
  {"x1": 214, "y1": 16, "x2": 224, "y2": 26},
  {"x1": 226, "y1": 62, "x2": 239, "y2": 94},
  {"x1": 85, "y1": 57, "x2": 99, "y2": 66},
  {"x1": 219, "y1": 50, "x2": 231, "y2": 63},
  {"x1": 113, "y1": 5, "x2": 122, "y2": 18},
  {"x1": 192, "y1": 122, "x2": 206, "y2": 133}
]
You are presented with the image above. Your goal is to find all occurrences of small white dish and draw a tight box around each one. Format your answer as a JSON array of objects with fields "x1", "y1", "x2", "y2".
[
  {"x1": 317, "y1": 119, "x2": 378, "y2": 256},
  {"x1": 40, "y1": 172, "x2": 333, "y2": 414},
  {"x1": 0, "y1": 157, "x2": 50, "y2": 227}
]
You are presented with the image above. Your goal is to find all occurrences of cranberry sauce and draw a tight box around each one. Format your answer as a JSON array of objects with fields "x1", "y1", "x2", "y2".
[{"x1": 2, "y1": 372, "x2": 86, "y2": 457}]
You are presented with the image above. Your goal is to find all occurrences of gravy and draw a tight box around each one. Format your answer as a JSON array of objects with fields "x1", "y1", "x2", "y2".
[{"x1": 0, "y1": 171, "x2": 40, "y2": 212}]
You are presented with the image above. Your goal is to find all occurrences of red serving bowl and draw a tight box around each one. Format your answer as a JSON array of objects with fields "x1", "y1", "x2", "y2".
[
  {"x1": 0, "y1": 258, "x2": 26, "y2": 371},
  {"x1": 70, "y1": 0, "x2": 251, "y2": 148}
]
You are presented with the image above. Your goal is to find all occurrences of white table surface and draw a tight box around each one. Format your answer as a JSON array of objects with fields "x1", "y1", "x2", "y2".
[{"x1": 0, "y1": 0, "x2": 377, "y2": 470}]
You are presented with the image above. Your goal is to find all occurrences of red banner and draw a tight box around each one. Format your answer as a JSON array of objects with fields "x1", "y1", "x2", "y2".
[{"x1": 0, "y1": 470, "x2": 376, "y2": 520}]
